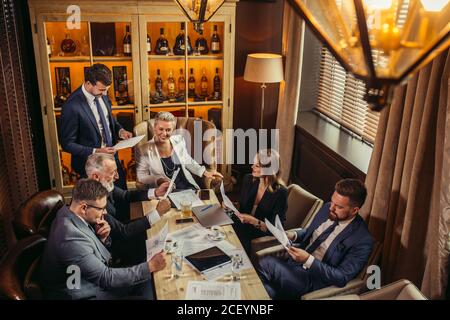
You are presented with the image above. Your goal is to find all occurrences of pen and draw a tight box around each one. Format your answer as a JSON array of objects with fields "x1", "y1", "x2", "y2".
[{"x1": 201, "y1": 204, "x2": 213, "y2": 212}]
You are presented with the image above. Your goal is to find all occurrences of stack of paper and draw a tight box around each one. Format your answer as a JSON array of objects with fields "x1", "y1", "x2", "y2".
[{"x1": 186, "y1": 281, "x2": 241, "y2": 300}]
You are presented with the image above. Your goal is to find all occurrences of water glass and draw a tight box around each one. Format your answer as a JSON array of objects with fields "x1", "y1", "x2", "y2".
[
  {"x1": 231, "y1": 253, "x2": 243, "y2": 281},
  {"x1": 171, "y1": 243, "x2": 183, "y2": 279}
]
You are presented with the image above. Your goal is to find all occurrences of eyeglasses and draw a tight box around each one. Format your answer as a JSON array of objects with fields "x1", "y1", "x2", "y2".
[{"x1": 85, "y1": 204, "x2": 107, "y2": 213}]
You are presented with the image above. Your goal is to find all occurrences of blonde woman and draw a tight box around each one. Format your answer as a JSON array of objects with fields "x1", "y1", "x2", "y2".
[
  {"x1": 136, "y1": 111, "x2": 222, "y2": 190},
  {"x1": 233, "y1": 149, "x2": 288, "y2": 253}
]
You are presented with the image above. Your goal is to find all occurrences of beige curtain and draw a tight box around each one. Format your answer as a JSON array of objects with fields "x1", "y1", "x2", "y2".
[
  {"x1": 361, "y1": 49, "x2": 450, "y2": 299},
  {"x1": 275, "y1": 2, "x2": 304, "y2": 184}
]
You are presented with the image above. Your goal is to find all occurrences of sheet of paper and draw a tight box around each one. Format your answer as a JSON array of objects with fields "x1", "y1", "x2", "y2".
[
  {"x1": 113, "y1": 135, "x2": 145, "y2": 150},
  {"x1": 220, "y1": 182, "x2": 239, "y2": 215},
  {"x1": 162, "y1": 167, "x2": 180, "y2": 199},
  {"x1": 265, "y1": 216, "x2": 291, "y2": 249},
  {"x1": 146, "y1": 222, "x2": 168, "y2": 260},
  {"x1": 185, "y1": 281, "x2": 241, "y2": 300},
  {"x1": 168, "y1": 189, "x2": 204, "y2": 209}
]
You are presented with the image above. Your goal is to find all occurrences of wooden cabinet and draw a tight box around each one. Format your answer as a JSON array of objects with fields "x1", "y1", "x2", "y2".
[{"x1": 28, "y1": 0, "x2": 236, "y2": 194}]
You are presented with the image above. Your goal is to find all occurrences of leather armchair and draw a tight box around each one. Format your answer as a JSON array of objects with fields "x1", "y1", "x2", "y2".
[
  {"x1": 133, "y1": 117, "x2": 220, "y2": 190},
  {"x1": 326, "y1": 279, "x2": 427, "y2": 300},
  {"x1": 251, "y1": 184, "x2": 323, "y2": 255},
  {"x1": 13, "y1": 190, "x2": 64, "y2": 239},
  {"x1": 0, "y1": 234, "x2": 46, "y2": 300}
]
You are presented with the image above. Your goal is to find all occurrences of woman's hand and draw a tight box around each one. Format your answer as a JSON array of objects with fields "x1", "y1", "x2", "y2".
[
  {"x1": 235, "y1": 212, "x2": 258, "y2": 225},
  {"x1": 203, "y1": 170, "x2": 224, "y2": 180}
]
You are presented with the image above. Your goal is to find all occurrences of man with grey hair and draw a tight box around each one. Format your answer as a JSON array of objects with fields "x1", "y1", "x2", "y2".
[{"x1": 85, "y1": 153, "x2": 171, "y2": 265}]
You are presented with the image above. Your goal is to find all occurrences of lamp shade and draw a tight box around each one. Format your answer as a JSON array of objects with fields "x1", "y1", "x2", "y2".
[
  {"x1": 289, "y1": 0, "x2": 450, "y2": 109},
  {"x1": 244, "y1": 53, "x2": 284, "y2": 83}
]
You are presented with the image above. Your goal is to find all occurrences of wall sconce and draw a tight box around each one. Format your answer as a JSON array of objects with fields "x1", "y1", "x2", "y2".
[
  {"x1": 174, "y1": 0, "x2": 227, "y2": 33},
  {"x1": 289, "y1": 0, "x2": 450, "y2": 110}
]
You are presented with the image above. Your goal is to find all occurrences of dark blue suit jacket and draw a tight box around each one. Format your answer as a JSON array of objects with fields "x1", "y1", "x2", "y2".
[
  {"x1": 61, "y1": 86, "x2": 123, "y2": 176},
  {"x1": 294, "y1": 202, "x2": 374, "y2": 289}
]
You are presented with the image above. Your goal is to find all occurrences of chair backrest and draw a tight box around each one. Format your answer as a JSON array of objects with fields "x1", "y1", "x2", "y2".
[
  {"x1": 134, "y1": 117, "x2": 217, "y2": 171},
  {"x1": 356, "y1": 240, "x2": 382, "y2": 291},
  {"x1": 285, "y1": 184, "x2": 323, "y2": 230},
  {"x1": 0, "y1": 234, "x2": 46, "y2": 300},
  {"x1": 360, "y1": 279, "x2": 427, "y2": 300},
  {"x1": 13, "y1": 190, "x2": 64, "y2": 239}
]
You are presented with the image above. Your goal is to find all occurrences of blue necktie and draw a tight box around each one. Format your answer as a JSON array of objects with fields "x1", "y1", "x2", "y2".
[
  {"x1": 306, "y1": 221, "x2": 339, "y2": 254},
  {"x1": 94, "y1": 97, "x2": 112, "y2": 146}
]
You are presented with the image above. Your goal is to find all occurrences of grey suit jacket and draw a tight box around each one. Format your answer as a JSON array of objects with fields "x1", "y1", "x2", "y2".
[{"x1": 39, "y1": 206, "x2": 151, "y2": 300}]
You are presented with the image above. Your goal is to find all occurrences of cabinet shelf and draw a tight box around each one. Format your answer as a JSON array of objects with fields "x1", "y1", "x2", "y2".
[
  {"x1": 49, "y1": 56, "x2": 133, "y2": 63},
  {"x1": 148, "y1": 54, "x2": 223, "y2": 61},
  {"x1": 187, "y1": 101, "x2": 223, "y2": 106},
  {"x1": 148, "y1": 102, "x2": 186, "y2": 108}
]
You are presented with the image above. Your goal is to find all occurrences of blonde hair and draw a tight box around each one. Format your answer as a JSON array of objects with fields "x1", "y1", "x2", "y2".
[
  {"x1": 255, "y1": 149, "x2": 285, "y2": 192},
  {"x1": 154, "y1": 111, "x2": 176, "y2": 124}
]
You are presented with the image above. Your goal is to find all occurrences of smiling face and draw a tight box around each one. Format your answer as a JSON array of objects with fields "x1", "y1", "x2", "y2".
[
  {"x1": 154, "y1": 120, "x2": 174, "y2": 143},
  {"x1": 328, "y1": 191, "x2": 360, "y2": 222},
  {"x1": 85, "y1": 81, "x2": 110, "y2": 97},
  {"x1": 96, "y1": 159, "x2": 118, "y2": 192}
]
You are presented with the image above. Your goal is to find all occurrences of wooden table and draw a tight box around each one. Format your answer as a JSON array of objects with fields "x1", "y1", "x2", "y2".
[{"x1": 131, "y1": 190, "x2": 270, "y2": 300}]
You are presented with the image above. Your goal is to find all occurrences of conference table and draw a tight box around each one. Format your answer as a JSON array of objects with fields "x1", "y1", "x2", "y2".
[{"x1": 130, "y1": 189, "x2": 270, "y2": 300}]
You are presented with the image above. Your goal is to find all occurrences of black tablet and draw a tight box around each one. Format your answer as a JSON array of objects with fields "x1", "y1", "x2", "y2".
[{"x1": 185, "y1": 246, "x2": 231, "y2": 273}]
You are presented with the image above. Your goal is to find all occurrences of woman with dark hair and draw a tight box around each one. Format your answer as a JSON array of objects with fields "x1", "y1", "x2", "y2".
[{"x1": 232, "y1": 149, "x2": 288, "y2": 254}]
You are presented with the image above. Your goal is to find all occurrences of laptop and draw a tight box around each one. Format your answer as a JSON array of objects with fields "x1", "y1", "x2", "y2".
[
  {"x1": 184, "y1": 246, "x2": 231, "y2": 274},
  {"x1": 192, "y1": 203, "x2": 234, "y2": 228}
]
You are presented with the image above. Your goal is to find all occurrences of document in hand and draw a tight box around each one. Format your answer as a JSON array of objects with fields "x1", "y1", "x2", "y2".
[
  {"x1": 113, "y1": 135, "x2": 145, "y2": 150},
  {"x1": 265, "y1": 215, "x2": 292, "y2": 250},
  {"x1": 219, "y1": 182, "x2": 239, "y2": 216},
  {"x1": 146, "y1": 221, "x2": 168, "y2": 260},
  {"x1": 162, "y1": 167, "x2": 180, "y2": 199}
]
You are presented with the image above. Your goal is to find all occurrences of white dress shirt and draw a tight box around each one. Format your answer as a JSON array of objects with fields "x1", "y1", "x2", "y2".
[
  {"x1": 303, "y1": 216, "x2": 355, "y2": 269},
  {"x1": 81, "y1": 84, "x2": 112, "y2": 148}
]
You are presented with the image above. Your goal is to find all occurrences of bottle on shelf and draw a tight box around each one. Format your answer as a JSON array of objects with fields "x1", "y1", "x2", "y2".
[
  {"x1": 188, "y1": 68, "x2": 196, "y2": 98},
  {"x1": 155, "y1": 28, "x2": 170, "y2": 55},
  {"x1": 60, "y1": 151, "x2": 72, "y2": 186},
  {"x1": 213, "y1": 67, "x2": 221, "y2": 100},
  {"x1": 167, "y1": 69, "x2": 176, "y2": 101},
  {"x1": 194, "y1": 30, "x2": 209, "y2": 55},
  {"x1": 50, "y1": 35, "x2": 56, "y2": 56},
  {"x1": 147, "y1": 33, "x2": 152, "y2": 54},
  {"x1": 123, "y1": 25, "x2": 132, "y2": 56},
  {"x1": 47, "y1": 37, "x2": 52, "y2": 57},
  {"x1": 61, "y1": 32, "x2": 76, "y2": 55},
  {"x1": 114, "y1": 67, "x2": 130, "y2": 105},
  {"x1": 80, "y1": 35, "x2": 89, "y2": 56},
  {"x1": 155, "y1": 69, "x2": 164, "y2": 96},
  {"x1": 178, "y1": 68, "x2": 186, "y2": 96},
  {"x1": 211, "y1": 25, "x2": 221, "y2": 54},
  {"x1": 200, "y1": 68, "x2": 208, "y2": 98},
  {"x1": 173, "y1": 22, "x2": 193, "y2": 55}
]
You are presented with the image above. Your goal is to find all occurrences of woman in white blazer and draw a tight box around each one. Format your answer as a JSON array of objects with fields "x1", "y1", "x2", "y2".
[{"x1": 136, "y1": 111, "x2": 223, "y2": 190}]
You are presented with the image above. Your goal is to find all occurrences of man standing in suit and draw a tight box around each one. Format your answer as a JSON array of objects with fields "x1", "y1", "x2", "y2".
[
  {"x1": 85, "y1": 152, "x2": 170, "y2": 264},
  {"x1": 257, "y1": 179, "x2": 374, "y2": 299},
  {"x1": 40, "y1": 179, "x2": 166, "y2": 300},
  {"x1": 61, "y1": 63, "x2": 132, "y2": 190}
]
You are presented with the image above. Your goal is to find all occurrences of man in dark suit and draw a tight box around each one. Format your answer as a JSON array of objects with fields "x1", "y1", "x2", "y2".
[
  {"x1": 85, "y1": 153, "x2": 170, "y2": 265},
  {"x1": 257, "y1": 179, "x2": 374, "y2": 299},
  {"x1": 60, "y1": 63, "x2": 133, "y2": 190},
  {"x1": 40, "y1": 179, "x2": 166, "y2": 300}
]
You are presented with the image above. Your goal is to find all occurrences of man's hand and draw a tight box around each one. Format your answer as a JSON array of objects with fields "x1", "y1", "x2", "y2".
[
  {"x1": 157, "y1": 177, "x2": 170, "y2": 186},
  {"x1": 155, "y1": 181, "x2": 170, "y2": 198},
  {"x1": 119, "y1": 129, "x2": 133, "y2": 140},
  {"x1": 95, "y1": 147, "x2": 116, "y2": 155},
  {"x1": 203, "y1": 170, "x2": 224, "y2": 180},
  {"x1": 95, "y1": 218, "x2": 111, "y2": 243},
  {"x1": 286, "y1": 246, "x2": 310, "y2": 264},
  {"x1": 156, "y1": 199, "x2": 171, "y2": 216},
  {"x1": 286, "y1": 230, "x2": 297, "y2": 241},
  {"x1": 147, "y1": 251, "x2": 166, "y2": 273}
]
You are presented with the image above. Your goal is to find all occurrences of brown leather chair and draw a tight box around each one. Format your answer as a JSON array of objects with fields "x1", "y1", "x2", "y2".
[
  {"x1": 0, "y1": 234, "x2": 46, "y2": 300},
  {"x1": 250, "y1": 184, "x2": 323, "y2": 255},
  {"x1": 13, "y1": 190, "x2": 64, "y2": 239},
  {"x1": 133, "y1": 117, "x2": 220, "y2": 189}
]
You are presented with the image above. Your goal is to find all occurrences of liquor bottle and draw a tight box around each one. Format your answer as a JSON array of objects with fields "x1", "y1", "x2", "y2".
[
  {"x1": 60, "y1": 151, "x2": 72, "y2": 185},
  {"x1": 213, "y1": 68, "x2": 221, "y2": 100},
  {"x1": 61, "y1": 33, "x2": 76, "y2": 54},
  {"x1": 146, "y1": 34, "x2": 152, "y2": 54},
  {"x1": 167, "y1": 69, "x2": 176, "y2": 101},
  {"x1": 114, "y1": 68, "x2": 129, "y2": 105},
  {"x1": 211, "y1": 25, "x2": 221, "y2": 54},
  {"x1": 155, "y1": 69, "x2": 163, "y2": 96},
  {"x1": 80, "y1": 35, "x2": 89, "y2": 56},
  {"x1": 155, "y1": 28, "x2": 169, "y2": 55},
  {"x1": 188, "y1": 68, "x2": 196, "y2": 98},
  {"x1": 194, "y1": 30, "x2": 209, "y2": 55},
  {"x1": 50, "y1": 35, "x2": 56, "y2": 56},
  {"x1": 123, "y1": 25, "x2": 131, "y2": 56},
  {"x1": 178, "y1": 68, "x2": 186, "y2": 96},
  {"x1": 173, "y1": 22, "x2": 193, "y2": 55},
  {"x1": 200, "y1": 68, "x2": 208, "y2": 98},
  {"x1": 47, "y1": 37, "x2": 52, "y2": 57}
]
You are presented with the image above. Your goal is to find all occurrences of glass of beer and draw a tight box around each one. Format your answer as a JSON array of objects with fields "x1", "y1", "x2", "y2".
[{"x1": 180, "y1": 199, "x2": 192, "y2": 218}]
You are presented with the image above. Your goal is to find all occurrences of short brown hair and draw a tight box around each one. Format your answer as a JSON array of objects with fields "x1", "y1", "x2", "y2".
[
  {"x1": 72, "y1": 178, "x2": 108, "y2": 203},
  {"x1": 335, "y1": 179, "x2": 367, "y2": 208},
  {"x1": 85, "y1": 63, "x2": 112, "y2": 86}
]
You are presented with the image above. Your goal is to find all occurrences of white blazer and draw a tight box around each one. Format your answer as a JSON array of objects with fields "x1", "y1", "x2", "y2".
[{"x1": 136, "y1": 134, "x2": 206, "y2": 189}]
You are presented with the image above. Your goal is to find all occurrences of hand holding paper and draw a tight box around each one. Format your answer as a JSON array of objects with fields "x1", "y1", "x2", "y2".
[
  {"x1": 220, "y1": 182, "x2": 239, "y2": 216},
  {"x1": 265, "y1": 216, "x2": 292, "y2": 250},
  {"x1": 146, "y1": 222, "x2": 169, "y2": 260},
  {"x1": 113, "y1": 135, "x2": 145, "y2": 150},
  {"x1": 162, "y1": 167, "x2": 180, "y2": 199}
]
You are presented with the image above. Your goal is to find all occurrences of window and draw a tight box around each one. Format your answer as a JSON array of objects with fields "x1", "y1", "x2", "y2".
[{"x1": 315, "y1": 48, "x2": 380, "y2": 144}]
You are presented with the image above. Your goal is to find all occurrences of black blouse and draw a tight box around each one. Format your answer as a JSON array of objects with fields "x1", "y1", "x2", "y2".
[{"x1": 160, "y1": 156, "x2": 195, "y2": 190}]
